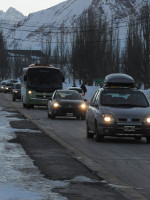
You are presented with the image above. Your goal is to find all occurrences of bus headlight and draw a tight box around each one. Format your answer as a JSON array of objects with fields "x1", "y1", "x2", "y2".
[
  {"x1": 143, "y1": 116, "x2": 150, "y2": 125},
  {"x1": 103, "y1": 114, "x2": 115, "y2": 124},
  {"x1": 28, "y1": 90, "x2": 32, "y2": 95}
]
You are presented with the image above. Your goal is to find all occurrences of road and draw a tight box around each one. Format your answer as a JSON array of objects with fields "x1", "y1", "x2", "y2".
[{"x1": 2, "y1": 92, "x2": 150, "y2": 200}]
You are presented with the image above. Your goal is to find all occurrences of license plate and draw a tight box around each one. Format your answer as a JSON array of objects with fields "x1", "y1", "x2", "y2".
[
  {"x1": 124, "y1": 126, "x2": 135, "y2": 132},
  {"x1": 66, "y1": 113, "x2": 73, "y2": 117}
]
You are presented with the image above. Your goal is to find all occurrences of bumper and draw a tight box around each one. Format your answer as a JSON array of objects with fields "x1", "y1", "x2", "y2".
[
  {"x1": 98, "y1": 123, "x2": 150, "y2": 137},
  {"x1": 28, "y1": 97, "x2": 48, "y2": 106},
  {"x1": 52, "y1": 107, "x2": 86, "y2": 117}
]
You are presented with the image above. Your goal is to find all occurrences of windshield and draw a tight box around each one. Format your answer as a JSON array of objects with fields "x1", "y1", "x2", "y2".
[
  {"x1": 101, "y1": 89, "x2": 149, "y2": 107},
  {"x1": 54, "y1": 91, "x2": 82, "y2": 100},
  {"x1": 27, "y1": 68, "x2": 62, "y2": 90},
  {"x1": 14, "y1": 84, "x2": 21, "y2": 89}
]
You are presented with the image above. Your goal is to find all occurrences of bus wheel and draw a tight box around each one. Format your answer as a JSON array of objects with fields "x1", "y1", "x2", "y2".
[{"x1": 23, "y1": 103, "x2": 26, "y2": 108}]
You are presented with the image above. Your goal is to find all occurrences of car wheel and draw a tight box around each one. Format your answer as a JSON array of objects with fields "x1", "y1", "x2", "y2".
[
  {"x1": 94, "y1": 123, "x2": 104, "y2": 142},
  {"x1": 48, "y1": 110, "x2": 51, "y2": 118},
  {"x1": 50, "y1": 113, "x2": 55, "y2": 119},
  {"x1": 81, "y1": 115, "x2": 86, "y2": 120},
  {"x1": 135, "y1": 136, "x2": 142, "y2": 140},
  {"x1": 12, "y1": 97, "x2": 16, "y2": 101},
  {"x1": 86, "y1": 121, "x2": 94, "y2": 138},
  {"x1": 146, "y1": 137, "x2": 150, "y2": 144}
]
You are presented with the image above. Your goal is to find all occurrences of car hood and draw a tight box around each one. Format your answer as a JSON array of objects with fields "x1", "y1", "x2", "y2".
[
  {"x1": 55, "y1": 99, "x2": 84, "y2": 104},
  {"x1": 101, "y1": 106, "x2": 150, "y2": 119}
]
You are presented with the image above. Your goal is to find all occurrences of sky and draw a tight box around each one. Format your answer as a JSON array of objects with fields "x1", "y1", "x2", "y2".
[{"x1": 1, "y1": 0, "x2": 67, "y2": 16}]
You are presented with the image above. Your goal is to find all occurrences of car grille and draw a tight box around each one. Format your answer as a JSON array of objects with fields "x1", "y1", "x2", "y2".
[
  {"x1": 36, "y1": 95, "x2": 51, "y2": 98},
  {"x1": 118, "y1": 118, "x2": 141, "y2": 123},
  {"x1": 61, "y1": 103, "x2": 80, "y2": 108}
]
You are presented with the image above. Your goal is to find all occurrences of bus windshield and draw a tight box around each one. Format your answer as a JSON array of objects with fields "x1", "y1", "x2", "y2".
[{"x1": 27, "y1": 68, "x2": 62, "y2": 90}]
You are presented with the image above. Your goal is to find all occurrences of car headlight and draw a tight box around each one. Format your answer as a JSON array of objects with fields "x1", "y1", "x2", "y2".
[
  {"x1": 102, "y1": 114, "x2": 115, "y2": 124},
  {"x1": 53, "y1": 102, "x2": 60, "y2": 108},
  {"x1": 80, "y1": 103, "x2": 86, "y2": 109},
  {"x1": 28, "y1": 90, "x2": 32, "y2": 95},
  {"x1": 143, "y1": 116, "x2": 150, "y2": 125}
]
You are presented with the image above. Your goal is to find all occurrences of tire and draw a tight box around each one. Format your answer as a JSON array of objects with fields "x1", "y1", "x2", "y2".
[
  {"x1": 86, "y1": 121, "x2": 94, "y2": 138},
  {"x1": 23, "y1": 103, "x2": 26, "y2": 108},
  {"x1": 12, "y1": 97, "x2": 16, "y2": 101},
  {"x1": 94, "y1": 123, "x2": 104, "y2": 142},
  {"x1": 146, "y1": 137, "x2": 150, "y2": 144},
  {"x1": 134, "y1": 136, "x2": 142, "y2": 140},
  {"x1": 81, "y1": 115, "x2": 86, "y2": 120},
  {"x1": 48, "y1": 111, "x2": 51, "y2": 118},
  {"x1": 50, "y1": 113, "x2": 55, "y2": 119}
]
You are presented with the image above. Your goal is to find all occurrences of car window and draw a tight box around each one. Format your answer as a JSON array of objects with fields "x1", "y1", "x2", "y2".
[
  {"x1": 90, "y1": 90, "x2": 100, "y2": 104},
  {"x1": 68, "y1": 88, "x2": 82, "y2": 93},
  {"x1": 101, "y1": 90, "x2": 149, "y2": 107}
]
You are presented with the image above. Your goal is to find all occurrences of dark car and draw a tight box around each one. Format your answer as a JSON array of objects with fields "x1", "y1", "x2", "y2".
[
  {"x1": 86, "y1": 73, "x2": 150, "y2": 143},
  {"x1": 12, "y1": 83, "x2": 21, "y2": 101},
  {"x1": 4, "y1": 82, "x2": 14, "y2": 93},
  {"x1": 47, "y1": 90, "x2": 87, "y2": 119}
]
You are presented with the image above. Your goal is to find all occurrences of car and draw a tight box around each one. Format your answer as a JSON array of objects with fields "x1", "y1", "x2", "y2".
[
  {"x1": 3, "y1": 82, "x2": 14, "y2": 93},
  {"x1": 47, "y1": 90, "x2": 87, "y2": 119},
  {"x1": 0, "y1": 81, "x2": 7, "y2": 92},
  {"x1": 86, "y1": 73, "x2": 150, "y2": 143},
  {"x1": 12, "y1": 83, "x2": 21, "y2": 101},
  {"x1": 67, "y1": 87, "x2": 84, "y2": 97}
]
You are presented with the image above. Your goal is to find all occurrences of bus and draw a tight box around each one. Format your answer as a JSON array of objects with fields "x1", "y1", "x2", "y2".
[{"x1": 21, "y1": 64, "x2": 64, "y2": 108}]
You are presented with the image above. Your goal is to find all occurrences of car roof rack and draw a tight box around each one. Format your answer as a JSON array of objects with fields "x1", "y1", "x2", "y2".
[{"x1": 102, "y1": 73, "x2": 137, "y2": 89}]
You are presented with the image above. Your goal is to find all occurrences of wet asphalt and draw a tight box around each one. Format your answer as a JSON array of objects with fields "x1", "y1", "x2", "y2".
[{"x1": 1, "y1": 96, "x2": 128, "y2": 200}]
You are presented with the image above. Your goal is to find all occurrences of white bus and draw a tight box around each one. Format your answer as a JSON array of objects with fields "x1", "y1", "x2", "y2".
[{"x1": 21, "y1": 64, "x2": 64, "y2": 108}]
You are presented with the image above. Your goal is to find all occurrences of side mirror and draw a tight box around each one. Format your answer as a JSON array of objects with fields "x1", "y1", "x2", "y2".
[
  {"x1": 48, "y1": 97, "x2": 52, "y2": 101},
  {"x1": 62, "y1": 76, "x2": 65, "y2": 82},
  {"x1": 24, "y1": 75, "x2": 27, "y2": 81},
  {"x1": 90, "y1": 102, "x2": 98, "y2": 108}
]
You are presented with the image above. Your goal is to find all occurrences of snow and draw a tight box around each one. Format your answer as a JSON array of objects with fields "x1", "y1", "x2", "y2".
[
  {"x1": 0, "y1": 106, "x2": 100, "y2": 199},
  {"x1": 4, "y1": 0, "x2": 147, "y2": 50}
]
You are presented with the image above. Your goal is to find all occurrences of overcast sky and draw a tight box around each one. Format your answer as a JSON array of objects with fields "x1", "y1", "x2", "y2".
[{"x1": 1, "y1": 0, "x2": 66, "y2": 16}]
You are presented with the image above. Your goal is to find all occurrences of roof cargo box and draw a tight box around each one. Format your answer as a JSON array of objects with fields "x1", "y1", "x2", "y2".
[{"x1": 104, "y1": 73, "x2": 135, "y2": 88}]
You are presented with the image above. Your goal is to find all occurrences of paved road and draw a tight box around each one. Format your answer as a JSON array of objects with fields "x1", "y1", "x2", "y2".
[{"x1": 2, "y1": 92, "x2": 150, "y2": 200}]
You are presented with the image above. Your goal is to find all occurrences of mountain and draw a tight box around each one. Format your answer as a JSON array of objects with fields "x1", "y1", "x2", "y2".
[
  {"x1": 0, "y1": 7, "x2": 25, "y2": 22},
  {"x1": 0, "y1": 7, "x2": 25, "y2": 39},
  {"x1": 3, "y1": 0, "x2": 147, "y2": 50}
]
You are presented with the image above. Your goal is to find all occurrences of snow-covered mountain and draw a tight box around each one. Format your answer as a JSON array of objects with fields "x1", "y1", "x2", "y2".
[
  {"x1": 0, "y1": 7, "x2": 25, "y2": 22},
  {"x1": 0, "y1": 7, "x2": 25, "y2": 39},
  {"x1": 3, "y1": 0, "x2": 147, "y2": 50}
]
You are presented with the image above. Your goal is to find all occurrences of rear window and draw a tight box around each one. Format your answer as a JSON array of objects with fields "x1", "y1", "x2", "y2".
[
  {"x1": 54, "y1": 91, "x2": 82, "y2": 100},
  {"x1": 68, "y1": 88, "x2": 82, "y2": 93}
]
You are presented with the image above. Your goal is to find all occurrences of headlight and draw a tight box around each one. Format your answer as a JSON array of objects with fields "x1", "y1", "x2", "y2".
[
  {"x1": 102, "y1": 114, "x2": 115, "y2": 124},
  {"x1": 6, "y1": 87, "x2": 8, "y2": 90},
  {"x1": 80, "y1": 103, "x2": 86, "y2": 109},
  {"x1": 143, "y1": 116, "x2": 150, "y2": 125},
  {"x1": 14, "y1": 90, "x2": 18, "y2": 93},
  {"x1": 53, "y1": 102, "x2": 60, "y2": 108},
  {"x1": 28, "y1": 90, "x2": 32, "y2": 95}
]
